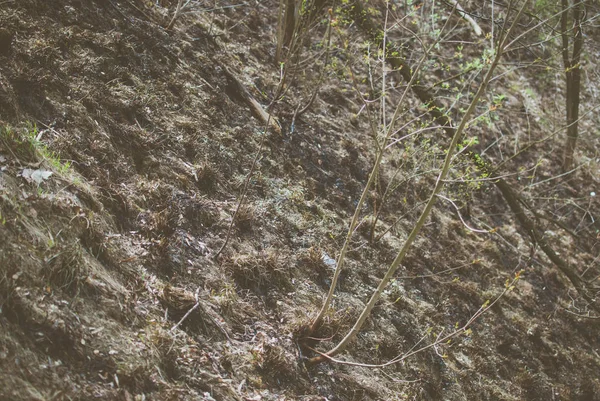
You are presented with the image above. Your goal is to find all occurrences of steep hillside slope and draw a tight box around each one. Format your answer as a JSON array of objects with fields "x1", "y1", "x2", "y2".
[{"x1": 1, "y1": 1, "x2": 599, "y2": 400}]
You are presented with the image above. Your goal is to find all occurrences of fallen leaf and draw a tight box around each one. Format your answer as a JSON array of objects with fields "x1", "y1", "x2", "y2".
[{"x1": 20, "y1": 168, "x2": 53, "y2": 184}]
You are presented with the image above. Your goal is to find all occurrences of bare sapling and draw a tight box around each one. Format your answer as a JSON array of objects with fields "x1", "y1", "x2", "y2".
[
  {"x1": 307, "y1": 0, "x2": 530, "y2": 364},
  {"x1": 307, "y1": 4, "x2": 455, "y2": 335},
  {"x1": 274, "y1": 0, "x2": 332, "y2": 109},
  {"x1": 560, "y1": 0, "x2": 587, "y2": 171}
]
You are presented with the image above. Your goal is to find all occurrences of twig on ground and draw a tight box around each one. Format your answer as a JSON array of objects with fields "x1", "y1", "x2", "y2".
[
  {"x1": 437, "y1": 194, "x2": 489, "y2": 233},
  {"x1": 221, "y1": 66, "x2": 281, "y2": 134},
  {"x1": 170, "y1": 287, "x2": 201, "y2": 332},
  {"x1": 563, "y1": 308, "x2": 600, "y2": 319},
  {"x1": 166, "y1": 0, "x2": 191, "y2": 30},
  {"x1": 214, "y1": 113, "x2": 273, "y2": 260}
]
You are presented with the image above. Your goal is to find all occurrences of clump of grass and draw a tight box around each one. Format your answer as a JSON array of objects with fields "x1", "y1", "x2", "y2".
[
  {"x1": 211, "y1": 281, "x2": 239, "y2": 317},
  {"x1": 0, "y1": 125, "x2": 38, "y2": 163},
  {"x1": 224, "y1": 250, "x2": 290, "y2": 295},
  {"x1": 151, "y1": 207, "x2": 177, "y2": 237},
  {"x1": 299, "y1": 246, "x2": 333, "y2": 286},
  {"x1": 254, "y1": 343, "x2": 296, "y2": 381},
  {"x1": 43, "y1": 241, "x2": 86, "y2": 294},
  {"x1": 1, "y1": 123, "x2": 72, "y2": 174},
  {"x1": 234, "y1": 203, "x2": 255, "y2": 232},
  {"x1": 160, "y1": 284, "x2": 196, "y2": 311},
  {"x1": 299, "y1": 246, "x2": 326, "y2": 270},
  {"x1": 195, "y1": 161, "x2": 217, "y2": 192},
  {"x1": 138, "y1": 322, "x2": 181, "y2": 381}
]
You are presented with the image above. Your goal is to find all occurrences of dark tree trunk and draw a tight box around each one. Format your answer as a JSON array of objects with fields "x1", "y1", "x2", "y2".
[
  {"x1": 283, "y1": 0, "x2": 297, "y2": 48},
  {"x1": 561, "y1": 0, "x2": 586, "y2": 171}
]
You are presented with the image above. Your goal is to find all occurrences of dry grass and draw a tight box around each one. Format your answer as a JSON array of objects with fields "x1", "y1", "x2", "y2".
[
  {"x1": 43, "y1": 241, "x2": 86, "y2": 294},
  {"x1": 234, "y1": 203, "x2": 255, "y2": 232},
  {"x1": 299, "y1": 246, "x2": 326, "y2": 270},
  {"x1": 255, "y1": 342, "x2": 298, "y2": 382},
  {"x1": 195, "y1": 161, "x2": 218, "y2": 192},
  {"x1": 160, "y1": 284, "x2": 196, "y2": 311},
  {"x1": 223, "y1": 250, "x2": 291, "y2": 295}
]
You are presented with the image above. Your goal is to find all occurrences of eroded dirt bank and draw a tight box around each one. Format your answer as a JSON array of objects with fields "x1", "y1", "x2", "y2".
[{"x1": 1, "y1": 0, "x2": 599, "y2": 400}]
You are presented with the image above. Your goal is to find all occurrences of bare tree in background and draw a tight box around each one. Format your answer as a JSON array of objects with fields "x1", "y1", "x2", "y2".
[{"x1": 561, "y1": 0, "x2": 586, "y2": 171}]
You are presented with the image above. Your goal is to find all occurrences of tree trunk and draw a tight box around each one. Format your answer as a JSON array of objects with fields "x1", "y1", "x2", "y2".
[
  {"x1": 561, "y1": 0, "x2": 585, "y2": 171},
  {"x1": 283, "y1": 0, "x2": 297, "y2": 49}
]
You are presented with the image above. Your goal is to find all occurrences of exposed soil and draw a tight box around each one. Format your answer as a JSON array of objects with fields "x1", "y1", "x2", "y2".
[{"x1": 1, "y1": 1, "x2": 600, "y2": 400}]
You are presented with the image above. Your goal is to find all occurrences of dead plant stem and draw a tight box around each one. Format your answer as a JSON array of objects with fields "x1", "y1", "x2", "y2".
[
  {"x1": 167, "y1": 0, "x2": 190, "y2": 30},
  {"x1": 213, "y1": 115, "x2": 271, "y2": 260}
]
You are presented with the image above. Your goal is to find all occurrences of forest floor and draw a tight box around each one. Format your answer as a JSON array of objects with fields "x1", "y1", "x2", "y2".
[{"x1": 1, "y1": 0, "x2": 600, "y2": 400}]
